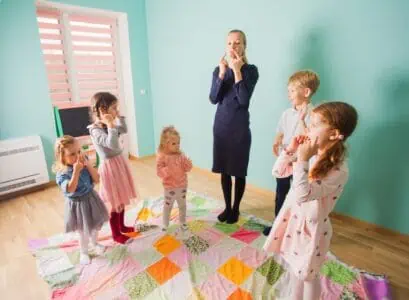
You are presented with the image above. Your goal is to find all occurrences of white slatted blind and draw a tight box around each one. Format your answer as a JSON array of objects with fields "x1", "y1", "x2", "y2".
[
  {"x1": 36, "y1": 9, "x2": 120, "y2": 106},
  {"x1": 37, "y1": 9, "x2": 72, "y2": 104}
]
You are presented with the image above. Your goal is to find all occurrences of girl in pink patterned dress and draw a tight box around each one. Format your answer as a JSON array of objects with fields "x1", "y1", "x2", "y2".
[{"x1": 263, "y1": 102, "x2": 358, "y2": 299}]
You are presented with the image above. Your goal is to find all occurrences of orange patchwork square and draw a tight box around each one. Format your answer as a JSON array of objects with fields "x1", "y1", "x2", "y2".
[
  {"x1": 154, "y1": 234, "x2": 182, "y2": 256},
  {"x1": 218, "y1": 257, "x2": 253, "y2": 285},
  {"x1": 147, "y1": 257, "x2": 181, "y2": 285},
  {"x1": 228, "y1": 288, "x2": 253, "y2": 300}
]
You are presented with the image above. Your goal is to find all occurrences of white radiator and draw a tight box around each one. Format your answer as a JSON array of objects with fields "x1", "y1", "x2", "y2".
[{"x1": 0, "y1": 135, "x2": 49, "y2": 196}]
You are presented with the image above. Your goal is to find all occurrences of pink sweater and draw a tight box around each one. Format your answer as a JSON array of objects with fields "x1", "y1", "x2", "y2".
[{"x1": 156, "y1": 153, "x2": 193, "y2": 189}]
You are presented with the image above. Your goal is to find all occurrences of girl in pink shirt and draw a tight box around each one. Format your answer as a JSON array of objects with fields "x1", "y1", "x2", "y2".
[
  {"x1": 156, "y1": 126, "x2": 193, "y2": 231},
  {"x1": 263, "y1": 102, "x2": 358, "y2": 300}
]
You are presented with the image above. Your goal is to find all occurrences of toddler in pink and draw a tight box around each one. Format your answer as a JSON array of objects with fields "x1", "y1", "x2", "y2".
[{"x1": 156, "y1": 126, "x2": 193, "y2": 231}]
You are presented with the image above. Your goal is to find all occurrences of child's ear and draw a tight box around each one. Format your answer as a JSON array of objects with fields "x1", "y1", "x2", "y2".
[{"x1": 304, "y1": 88, "x2": 312, "y2": 98}]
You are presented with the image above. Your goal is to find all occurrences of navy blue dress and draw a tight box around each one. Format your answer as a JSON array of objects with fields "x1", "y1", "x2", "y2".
[{"x1": 209, "y1": 64, "x2": 259, "y2": 178}]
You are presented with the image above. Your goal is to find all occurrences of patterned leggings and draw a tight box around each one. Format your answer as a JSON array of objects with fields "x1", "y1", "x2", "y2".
[{"x1": 163, "y1": 187, "x2": 187, "y2": 227}]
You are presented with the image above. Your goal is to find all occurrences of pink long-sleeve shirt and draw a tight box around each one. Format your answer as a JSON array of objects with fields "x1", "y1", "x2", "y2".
[{"x1": 156, "y1": 152, "x2": 193, "y2": 189}]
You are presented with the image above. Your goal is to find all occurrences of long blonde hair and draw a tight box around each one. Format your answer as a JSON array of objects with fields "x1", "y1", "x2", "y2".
[
  {"x1": 158, "y1": 126, "x2": 180, "y2": 154},
  {"x1": 310, "y1": 102, "x2": 358, "y2": 180},
  {"x1": 229, "y1": 29, "x2": 248, "y2": 64},
  {"x1": 52, "y1": 135, "x2": 76, "y2": 173}
]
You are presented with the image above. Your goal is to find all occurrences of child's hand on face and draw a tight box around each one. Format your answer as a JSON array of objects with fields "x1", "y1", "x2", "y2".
[
  {"x1": 73, "y1": 156, "x2": 85, "y2": 174},
  {"x1": 287, "y1": 135, "x2": 308, "y2": 153},
  {"x1": 100, "y1": 113, "x2": 115, "y2": 128},
  {"x1": 297, "y1": 136, "x2": 319, "y2": 161}
]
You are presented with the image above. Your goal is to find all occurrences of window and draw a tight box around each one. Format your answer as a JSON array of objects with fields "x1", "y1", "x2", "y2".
[{"x1": 37, "y1": 7, "x2": 121, "y2": 106}]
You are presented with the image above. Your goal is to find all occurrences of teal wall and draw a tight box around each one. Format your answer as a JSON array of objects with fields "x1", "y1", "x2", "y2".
[
  {"x1": 145, "y1": 0, "x2": 409, "y2": 234},
  {"x1": 0, "y1": 0, "x2": 155, "y2": 178}
]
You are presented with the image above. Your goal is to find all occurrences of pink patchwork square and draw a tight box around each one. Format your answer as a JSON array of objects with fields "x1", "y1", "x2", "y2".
[
  {"x1": 167, "y1": 245, "x2": 193, "y2": 270},
  {"x1": 198, "y1": 273, "x2": 236, "y2": 299},
  {"x1": 320, "y1": 275, "x2": 343, "y2": 300},
  {"x1": 197, "y1": 227, "x2": 224, "y2": 246},
  {"x1": 236, "y1": 246, "x2": 267, "y2": 269},
  {"x1": 230, "y1": 228, "x2": 261, "y2": 244}
]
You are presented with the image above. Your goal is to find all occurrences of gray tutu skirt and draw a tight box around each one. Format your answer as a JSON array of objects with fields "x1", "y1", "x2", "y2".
[{"x1": 64, "y1": 189, "x2": 109, "y2": 234}]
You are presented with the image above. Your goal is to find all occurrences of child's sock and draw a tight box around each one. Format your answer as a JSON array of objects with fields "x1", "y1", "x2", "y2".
[
  {"x1": 90, "y1": 230, "x2": 105, "y2": 255},
  {"x1": 78, "y1": 231, "x2": 91, "y2": 265}
]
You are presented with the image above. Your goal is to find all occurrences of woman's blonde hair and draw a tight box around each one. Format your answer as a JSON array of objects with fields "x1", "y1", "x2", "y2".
[
  {"x1": 158, "y1": 126, "x2": 180, "y2": 154},
  {"x1": 309, "y1": 102, "x2": 358, "y2": 180},
  {"x1": 229, "y1": 29, "x2": 248, "y2": 64},
  {"x1": 52, "y1": 135, "x2": 76, "y2": 173}
]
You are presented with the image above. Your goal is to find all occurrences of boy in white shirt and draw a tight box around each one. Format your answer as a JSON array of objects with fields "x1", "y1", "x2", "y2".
[{"x1": 263, "y1": 70, "x2": 320, "y2": 236}]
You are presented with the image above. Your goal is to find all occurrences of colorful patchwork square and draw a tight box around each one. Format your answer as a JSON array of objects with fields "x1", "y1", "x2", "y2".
[
  {"x1": 242, "y1": 219, "x2": 268, "y2": 233},
  {"x1": 147, "y1": 257, "x2": 181, "y2": 285},
  {"x1": 188, "y1": 209, "x2": 210, "y2": 218},
  {"x1": 218, "y1": 257, "x2": 253, "y2": 285},
  {"x1": 250, "y1": 234, "x2": 267, "y2": 251},
  {"x1": 228, "y1": 288, "x2": 253, "y2": 300},
  {"x1": 153, "y1": 234, "x2": 182, "y2": 256},
  {"x1": 257, "y1": 256, "x2": 284, "y2": 286},
  {"x1": 104, "y1": 245, "x2": 130, "y2": 266},
  {"x1": 188, "y1": 259, "x2": 213, "y2": 286},
  {"x1": 196, "y1": 227, "x2": 224, "y2": 246},
  {"x1": 167, "y1": 244, "x2": 193, "y2": 270},
  {"x1": 214, "y1": 222, "x2": 240, "y2": 235},
  {"x1": 198, "y1": 237, "x2": 245, "y2": 270},
  {"x1": 184, "y1": 235, "x2": 210, "y2": 256},
  {"x1": 131, "y1": 248, "x2": 163, "y2": 268},
  {"x1": 241, "y1": 270, "x2": 272, "y2": 296},
  {"x1": 162, "y1": 270, "x2": 194, "y2": 299},
  {"x1": 236, "y1": 245, "x2": 268, "y2": 269},
  {"x1": 124, "y1": 271, "x2": 158, "y2": 299},
  {"x1": 137, "y1": 207, "x2": 152, "y2": 221},
  {"x1": 187, "y1": 220, "x2": 209, "y2": 233},
  {"x1": 198, "y1": 273, "x2": 236, "y2": 299},
  {"x1": 190, "y1": 196, "x2": 206, "y2": 207},
  {"x1": 187, "y1": 288, "x2": 206, "y2": 300},
  {"x1": 230, "y1": 228, "x2": 261, "y2": 244},
  {"x1": 321, "y1": 260, "x2": 357, "y2": 285}
]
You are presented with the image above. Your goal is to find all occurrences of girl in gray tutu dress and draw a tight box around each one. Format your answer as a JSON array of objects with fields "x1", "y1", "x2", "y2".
[{"x1": 54, "y1": 135, "x2": 109, "y2": 265}]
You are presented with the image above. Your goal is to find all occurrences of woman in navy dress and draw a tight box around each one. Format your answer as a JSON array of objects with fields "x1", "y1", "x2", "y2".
[{"x1": 209, "y1": 30, "x2": 259, "y2": 224}]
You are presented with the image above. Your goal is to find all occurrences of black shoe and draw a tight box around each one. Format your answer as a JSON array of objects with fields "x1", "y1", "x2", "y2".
[
  {"x1": 217, "y1": 209, "x2": 231, "y2": 222},
  {"x1": 263, "y1": 226, "x2": 272, "y2": 236},
  {"x1": 226, "y1": 210, "x2": 240, "y2": 224}
]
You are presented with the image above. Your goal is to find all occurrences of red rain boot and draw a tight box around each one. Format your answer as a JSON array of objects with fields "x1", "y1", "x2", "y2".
[{"x1": 109, "y1": 212, "x2": 130, "y2": 244}]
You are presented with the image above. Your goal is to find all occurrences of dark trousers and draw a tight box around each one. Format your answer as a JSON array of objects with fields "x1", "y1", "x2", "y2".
[{"x1": 275, "y1": 175, "x2": 292, "y2": 216}]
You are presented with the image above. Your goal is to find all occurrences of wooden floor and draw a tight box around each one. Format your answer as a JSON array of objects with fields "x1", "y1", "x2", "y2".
[{"x1": 1, "y1": 157, "x2": 408, "y2": 299}]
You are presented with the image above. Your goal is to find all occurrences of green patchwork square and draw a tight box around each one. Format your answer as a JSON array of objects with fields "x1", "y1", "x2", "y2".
[
  {"x1": 188, "y1": 259, "x2": 213, "y2": 285},
  {"x1": 104, "y1": 245, "x2": 129, "y2": 266},
  {"x1": 214, "y1": 222, "x2": 240, "y2": 235},
  {"x1": 242, "y1": 219, "x2": 268, "y2": 233},
  {"x1": 188, "y1": 209, "x2": 210, "y2": 217},
  {"x1": 125, "y1": 271, "x2": 158, "y2": 299},
  {"x1": 321, "y1": 260, "x2": 357, "y2": 285},
  {"x1": 257, "y1": 257, "x2": 284, "y2": 286},
  {"x1": 190, "y1": 196, "x2": 206, "y2": 207},
  {"x1": 131, "y1": 248, "x2": 163, "y2": 268},
  {"x1": 44, "y1": 268, "x2": 79, "y2": 289},
  {"x1": 184, "y1": 235, "x2": 209, "y2": 255}
]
